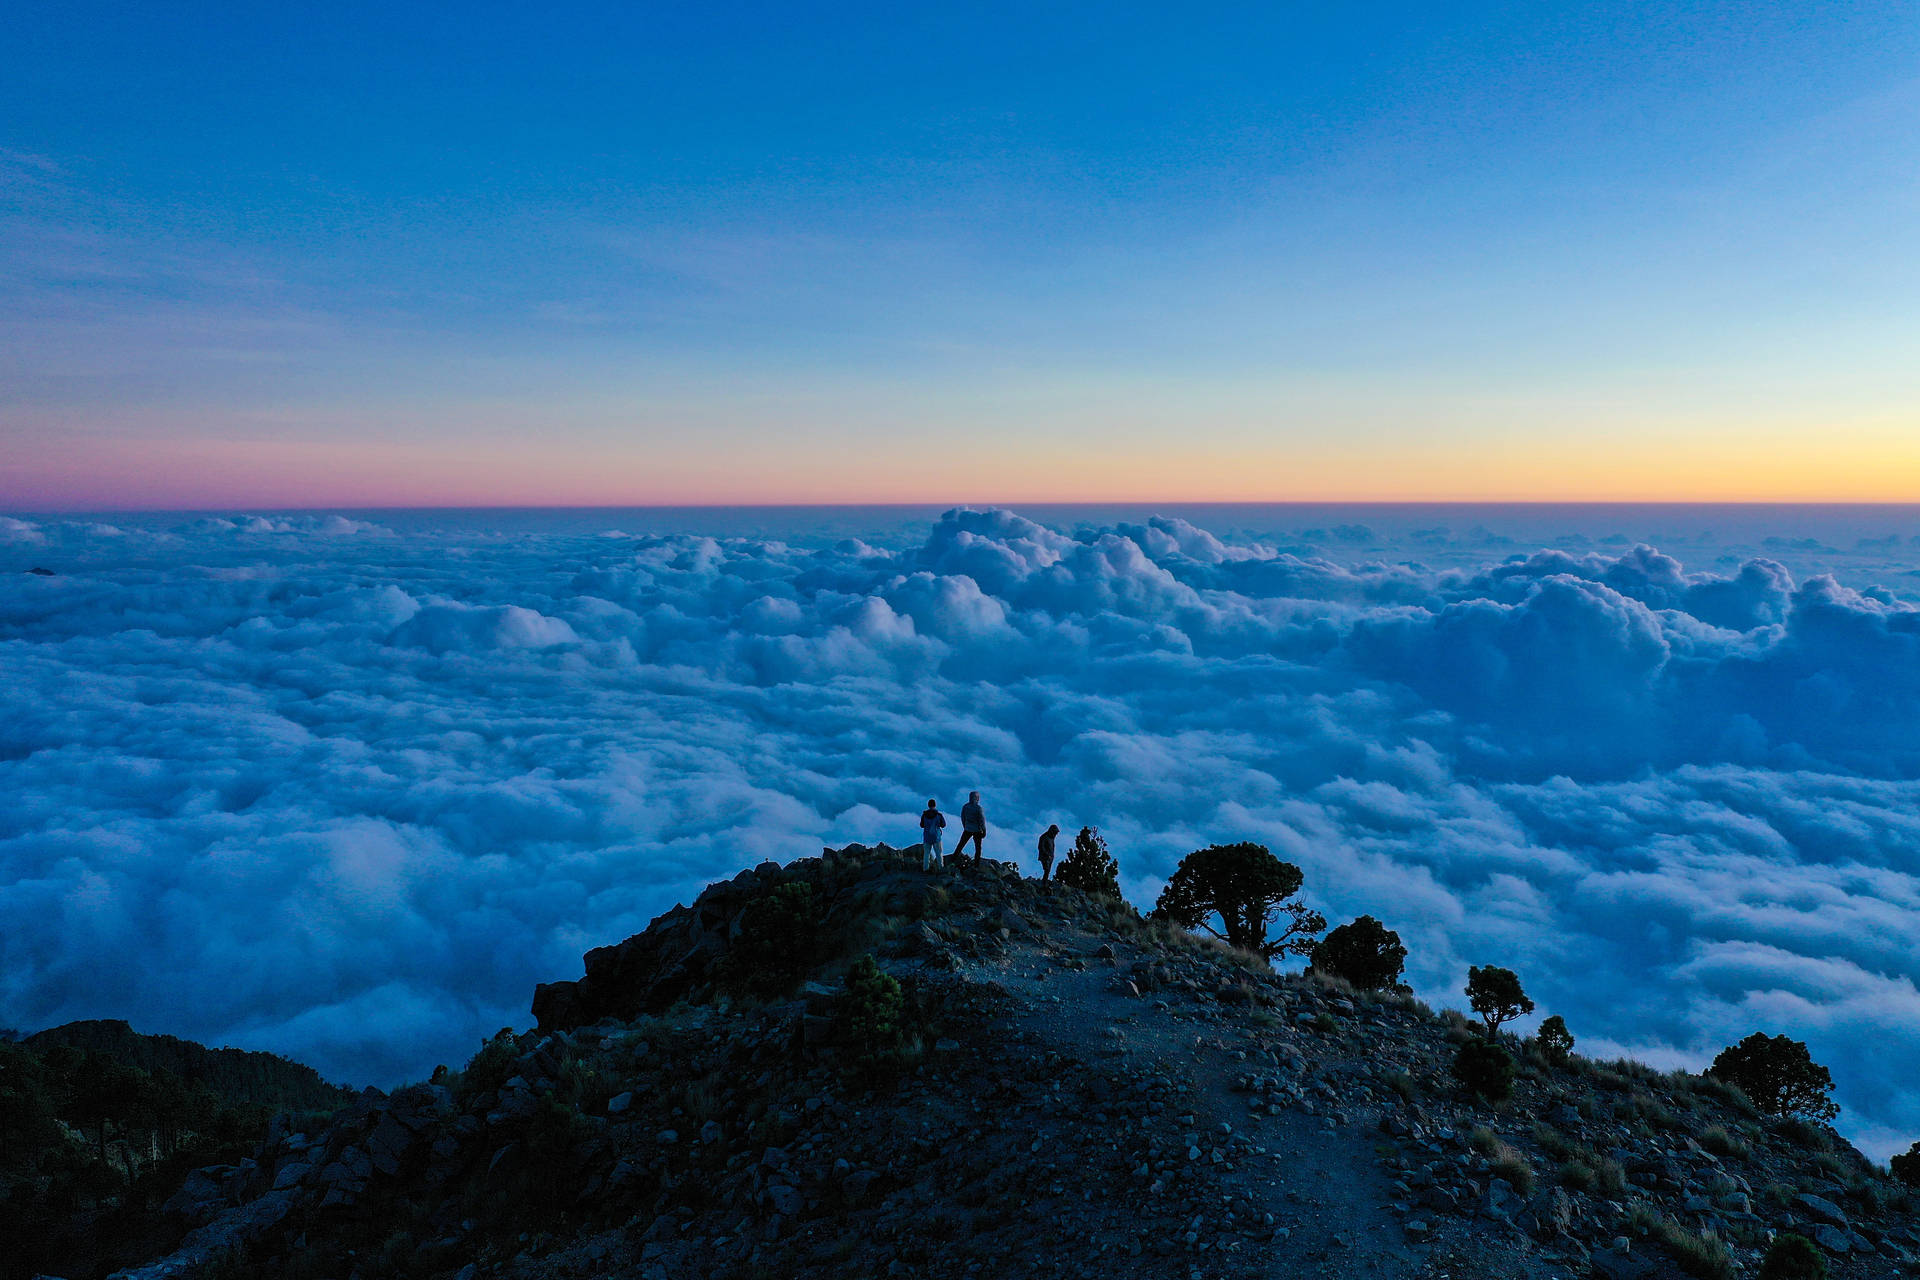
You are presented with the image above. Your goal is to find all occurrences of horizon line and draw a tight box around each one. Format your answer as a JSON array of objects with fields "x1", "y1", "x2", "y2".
[{"x1": 13, "y1": 498, "x2": 1920, "y2": 517}]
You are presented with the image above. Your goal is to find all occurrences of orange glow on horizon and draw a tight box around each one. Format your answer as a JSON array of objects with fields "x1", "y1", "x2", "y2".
[{"x1": 6, "y1": 413, "x2": 1919, "y2": 510}]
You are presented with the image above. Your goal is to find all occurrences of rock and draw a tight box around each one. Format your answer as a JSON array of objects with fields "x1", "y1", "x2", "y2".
[
  {"x1": 607, "y1": 1092, "x2": 635, "y2": 1115},
  {"x1": 1811, "y1": 1224, "x2": 1851, "y2": 1254},
  {"x1": 159, "y1": 1166, "x2": 234, "y2": 1218},
  {"x1": 486, "y1": 1143, "x2": 522, "y2": 1180},
  {"x1": 1590, "y1": 1247, "x2": 1658, "y2": 1280},
  {"x1": 270, "y1": 1161, "x2": 312, "y2": 1192},
  {"x1": 766, "y1": 1184, "x2": 803, "y2": 1216},
  {"x1": 1523, "y1": 1187, "x2": 1575, "y2": 1241},
  {"x1": 367, "y1": 1113, "x2": 416, "y2": 1177},
  {"x1": 1795, "y1": 1192, "x2": 1849, "y2": 1228},
  {"x1": 700, "y1": 1120, "x2": 725, "y2": 1144}
]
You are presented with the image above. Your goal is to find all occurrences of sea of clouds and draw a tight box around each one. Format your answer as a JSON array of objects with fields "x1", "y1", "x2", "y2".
[{"x1": 5, "y1": 505, "x2": 1920, "y2": 1158}]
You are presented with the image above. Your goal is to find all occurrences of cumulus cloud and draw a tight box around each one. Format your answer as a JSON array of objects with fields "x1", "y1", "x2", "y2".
[{"x1": 3, "y1": 508, "x2": 1920, "y2": 1158}]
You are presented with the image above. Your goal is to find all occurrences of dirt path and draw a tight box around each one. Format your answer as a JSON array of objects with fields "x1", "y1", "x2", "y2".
[{"x1": 969, "y1": 913, "x2": 1560, "y2": 1280}]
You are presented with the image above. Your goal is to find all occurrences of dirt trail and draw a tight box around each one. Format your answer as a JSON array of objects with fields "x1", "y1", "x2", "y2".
[{"x1": 967, "y1": 907, "x2": 1563, "y2": 1280}]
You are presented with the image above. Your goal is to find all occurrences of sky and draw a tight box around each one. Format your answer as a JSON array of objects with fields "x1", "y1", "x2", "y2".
[
  {"x1": 7, "y1": 504, "x2": 1920, "y2": 1164},
  {"x1": 4, "y1": 1, "x2": 1918, "y2": 506}
]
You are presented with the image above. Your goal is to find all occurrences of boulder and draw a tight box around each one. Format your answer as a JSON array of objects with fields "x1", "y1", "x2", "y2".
[{"x1": 1794, "y1": 1192, "x2": 1849, "y2": 1228}]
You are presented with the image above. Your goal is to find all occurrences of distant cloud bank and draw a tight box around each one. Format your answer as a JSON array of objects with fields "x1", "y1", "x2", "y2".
[{"x1": 4, "y1": 507, "x2": 1919, "y2": 1157}]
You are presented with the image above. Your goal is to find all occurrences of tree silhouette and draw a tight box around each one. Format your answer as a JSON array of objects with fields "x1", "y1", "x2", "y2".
[
  {"x1": 1310, "y1": 915, "x2": 1407, "y2": 989},
  {"x1": 1465, "y1": 965, "x2": 1533, "y2": 1037},
  {"x1": 1534, "y1": 1014, "x2": 1575, "y2": 1064},
  {"x1": 1707, "y1": 1033, "x2": 1839, "y2": 1122},
  {"x1": 1152, "y1": 842, "x2": 1324, "y2": 961},
  {"x1": 1055, "y1": 827, "x2": 1122, "y2": 898}
]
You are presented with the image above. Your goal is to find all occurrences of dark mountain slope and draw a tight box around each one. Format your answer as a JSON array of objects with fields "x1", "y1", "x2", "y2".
[{"x1": 102, "y1": 844, "x2": 1920, "y2": 1280}]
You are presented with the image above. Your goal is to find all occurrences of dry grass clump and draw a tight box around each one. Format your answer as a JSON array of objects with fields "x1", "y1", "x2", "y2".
[
  {"x1": 1465, "y1": 1125, "x2": 1535, "y2": 1193},
  {"x1": 1699, "y1": 1124, "x2": 1751, "y2": 1162},
  {"x1": 1558, "y1": 1158, "x2": 1596, "y2": 1191},
  {"x1": 1629, "y1": 1209, "x2": 1733, "y2": 1280},
  {"x1": 1777, "y1": 1116, "x2": 1832, "y2": 1152},
  {"x1": 1531, "y1": 1123, "x2": 1574, "y2": 1161},
  {"x1": 1491, "y1": 1147, "x2": 1536, "y2": 1195}
]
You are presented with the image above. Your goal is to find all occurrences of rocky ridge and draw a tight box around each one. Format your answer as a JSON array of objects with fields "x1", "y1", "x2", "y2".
[{"x1": 110, "y1": 843, "x2": 1919, "y2": 1280}]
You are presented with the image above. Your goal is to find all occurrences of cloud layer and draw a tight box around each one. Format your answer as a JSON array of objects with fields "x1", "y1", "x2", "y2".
[{"x1": 4, "y1": 507, "x2": 1920, "y2": 1158}]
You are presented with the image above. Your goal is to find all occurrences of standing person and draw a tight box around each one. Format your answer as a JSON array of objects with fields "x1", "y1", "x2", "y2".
[
  {"x1": 955, "y1": 791, "x2": 987, "y2": 863},
  {"x1": 1036, "y1": 823, "x2": 1060, "y2": 882},
  {"x1": 919, "y1": 799, "x2": 947, "y2": 871}
]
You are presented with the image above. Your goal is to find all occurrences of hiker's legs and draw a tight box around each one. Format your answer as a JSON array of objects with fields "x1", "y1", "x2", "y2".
[
  {"x1": 954, "y1": 831, "x2": 981, "y2": 861},
  {"x1": 922, "y1": 839, "x2": 942, "y2": 871}
]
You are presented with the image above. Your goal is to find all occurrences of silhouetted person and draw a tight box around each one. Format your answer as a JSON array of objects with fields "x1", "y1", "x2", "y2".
[
  {"x1": 1037, "y1": 823, "x2": 1060, "y2": 881},
  {"x1": 919, "y1": 800, "x2": 947, "y2": 871},
  {"x1": 956, "y1": 791, "x2": 987, "y2": 863}
]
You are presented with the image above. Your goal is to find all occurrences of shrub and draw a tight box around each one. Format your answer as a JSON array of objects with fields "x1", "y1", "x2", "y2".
[
  {"x1": 1465, "y1": 966, "x2": 1534, "y2": 1037},
  {"x1": 1452, "y1": 1038, "x2": 1515, "y2": 1102},
  {"x1": 522, "y1": 1092, "x2": 591, "y2": 1209},
  {"x1": 1309, "y1": 916, "x2": 1407, "y2": 989},
  {"x1": 723, "y1": 880, "x2": 827, "y2": 996},
  {"x1": 1151, "y1": 842, "x2": 1324, "y2": 960},
  {"x1": 1890, "y1": 1141, "x2": 1920, "y2": 1188},
  {"x1": 1534, "y1": 1014, "x2": 1574, "y2": 1063},
  {"x1": 1757, "y1": 1232, "x2": 1828, "y2": 1280},
  {"x1": 1056, "y1": 827, "x2": 1122, "y2": 899},
  {"x1": 835, "y1": 955, "x2": 920, "y2": 1083},
  {"x1": 455, "y1": 1028, "x2": 522, "y2": 1103},
  {"x1": 1706, "y1": 1033, "x2": 1839, "y2": 1122}
]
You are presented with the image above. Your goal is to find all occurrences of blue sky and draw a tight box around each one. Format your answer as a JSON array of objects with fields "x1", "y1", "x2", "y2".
[{"x1": 3, "y1": 1, "x2": 1916, "y2": 505}]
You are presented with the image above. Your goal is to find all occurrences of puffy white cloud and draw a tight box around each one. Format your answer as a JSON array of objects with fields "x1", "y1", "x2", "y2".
[{"x1": 3, "y1": 508, "x2": 1920, "y2": 1158}]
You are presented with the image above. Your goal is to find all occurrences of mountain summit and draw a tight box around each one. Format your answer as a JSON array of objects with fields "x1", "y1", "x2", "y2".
[{"x1": 105, "y1": 844, "x2": 1918, "y2": 1280}]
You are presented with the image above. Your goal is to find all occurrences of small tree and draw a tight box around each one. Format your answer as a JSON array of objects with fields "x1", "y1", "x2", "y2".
[
  {"x1": 1534, "y1": 1014, "x2": 1575, "y2": 1064},
  {"x1": 1757, "y1": 1233, "x2": 1828, "y2": 1280},
  {"x1": 1706, "y1": 1033, "x2": 1839, "y2": 1122},
  {"x1": 1452, "y1": 1038, "x2": 1515, "y2": 1102},
  {"x1": 1465, "y1": 965, "x2": 1534, "y2": 1038},
  {"x1": 836, "y1": 955, "x2": 919, "y2": 1083},
  {"x1": 1310, "y1": 915, "x2": 1407, "y2": 989},
  {"x1": 1056, "y1": 827, "x2": 1122, "y2": 898},
  {"x1": 1891, "y1": 1141, "x2": 1920, "y2": 1188},
  {"x1": 1152, "y1": 842, "x2": 1324, "y2": 962}
]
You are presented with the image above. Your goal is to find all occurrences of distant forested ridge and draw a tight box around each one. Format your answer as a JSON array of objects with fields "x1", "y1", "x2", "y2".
[
  {"x1": 0, "y1": 1020, "x2": 354, "y2": 1280},
  {"x1": 24, "y1": 1019, "x2": 355, "y2": 1112}
]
